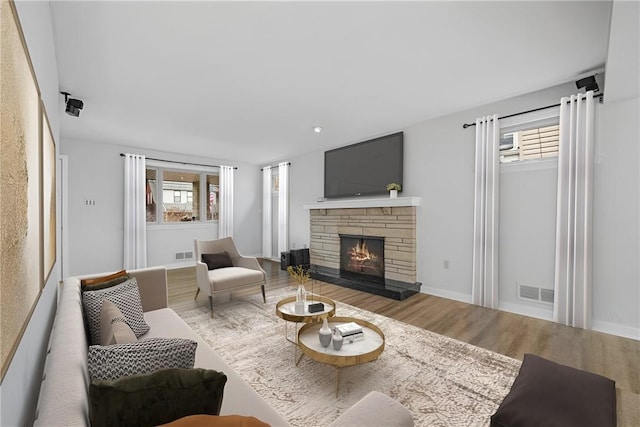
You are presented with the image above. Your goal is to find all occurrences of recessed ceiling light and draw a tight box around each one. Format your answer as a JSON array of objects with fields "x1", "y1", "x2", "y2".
[{"x1": 313, "y1": 126, "x2": 323, "y2": 133}]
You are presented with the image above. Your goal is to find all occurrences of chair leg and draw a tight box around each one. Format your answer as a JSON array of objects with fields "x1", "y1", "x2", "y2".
[
  {"x1": 208, "y1": 296, "x2": 214, "y2": 318},
  {"x1": 194, "y1": 287, "x2": 200, "y2": 300},
  {"x1": 261, "y1": 284, "x2": 266, "y2": 303}
]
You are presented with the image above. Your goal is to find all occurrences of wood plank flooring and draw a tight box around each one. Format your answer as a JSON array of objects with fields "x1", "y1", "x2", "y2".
[{"x1": 168, "y1": 260, "x2": 640, "y2": 425}]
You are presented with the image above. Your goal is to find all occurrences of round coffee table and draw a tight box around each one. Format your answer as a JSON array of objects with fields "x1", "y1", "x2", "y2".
[
  {"x1": 276, "y1": 295, "x2": 336, "y2": 345},
  {"x1": 297, "y1": 316, "x2": 385, "y2": 396}
]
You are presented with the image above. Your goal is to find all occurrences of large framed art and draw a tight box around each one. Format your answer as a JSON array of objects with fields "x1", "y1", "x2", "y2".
[
  {"x1": 42, "y1": 106, "x2": 57, "y2": 284},
  {"x1": 0, "y1": 0, "x2": 43, "y2": 381}
]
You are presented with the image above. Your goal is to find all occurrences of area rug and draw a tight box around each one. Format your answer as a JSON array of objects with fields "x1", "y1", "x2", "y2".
[{"x1": 177, "y1": 287, "x2": 521, "y2": 427}]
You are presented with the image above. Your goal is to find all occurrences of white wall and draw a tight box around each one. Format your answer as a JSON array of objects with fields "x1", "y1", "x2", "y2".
[
  {"x1": 0, "y1": 2, "x2": 60, "y2": 426},
  {"x1": 60, "y1": 138, "x2": 262, "y2": 276},
  {"x1": 287, "y1": 74, "x2": 639, "y2": 339}
]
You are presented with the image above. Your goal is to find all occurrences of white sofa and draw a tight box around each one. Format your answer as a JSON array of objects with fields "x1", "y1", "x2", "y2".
[{"x1": 34, "y1": 266, "x2": 414, "y2": 427}]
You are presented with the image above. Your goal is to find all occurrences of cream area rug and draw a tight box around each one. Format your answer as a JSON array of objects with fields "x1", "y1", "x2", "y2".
[{"x1": 177, "y1": 287, "x2": 521, "y2": 427}]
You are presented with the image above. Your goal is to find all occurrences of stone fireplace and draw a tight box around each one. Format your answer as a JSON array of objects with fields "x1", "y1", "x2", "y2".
[{"x1": 304, "y1": 197, "x2": 421, "y2": 300}]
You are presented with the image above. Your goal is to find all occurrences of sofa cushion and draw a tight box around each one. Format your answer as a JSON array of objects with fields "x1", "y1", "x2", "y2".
[
  {"x1": 83, "y1": 278, "x2": 150, "y2": 344},
  {"x1": 202, "y1": 252, "x2": 234, "y2": 271},
  {"x1": 159, "y1": 414, "x2": 270, "y2": 427},
  {"x1": 100, "y1": 299, "x2": 137, "y2": 346},
  {"x1": 490, "y1": 353, "x2": 616, "y2": 427},
  {"x1": 88, "y1": 337, "x2": 197, "y2": 381},
  {"x1": 81, "y1": 269, "x2": 130, "y2": 291},
  {"x1": 89, "y1": 368, "x2": 227, "y2": 427}
]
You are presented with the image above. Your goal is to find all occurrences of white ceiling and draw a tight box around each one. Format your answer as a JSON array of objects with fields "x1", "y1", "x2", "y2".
[{"x1": 50, "y1": 1, "x2": 612, "y2": 165}]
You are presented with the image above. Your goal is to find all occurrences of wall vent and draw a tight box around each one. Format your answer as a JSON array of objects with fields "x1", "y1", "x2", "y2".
[
  {"x1": 184, "y1": 251, "x2": 193, "y2": 259},
  {"x1": 518, "y1": 283, "x2": 554, "y2": 305},
  {"x1": 175, "y1": 252, "x2": 185, "y2": 260}
]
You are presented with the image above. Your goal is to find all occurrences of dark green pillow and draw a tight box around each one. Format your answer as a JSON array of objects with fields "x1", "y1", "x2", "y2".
[{"x1": 89, "y1": 368, "x2": 227, "y2": 427}]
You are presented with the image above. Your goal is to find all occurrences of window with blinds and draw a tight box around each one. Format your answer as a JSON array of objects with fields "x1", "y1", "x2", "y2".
[{"x1": 500, "y1": 123, "x2": 560, "y2": 163}]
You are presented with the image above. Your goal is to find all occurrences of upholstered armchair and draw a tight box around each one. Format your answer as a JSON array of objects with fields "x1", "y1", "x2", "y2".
[{"x1": 194, "y1": 237, "x2": 267, "y2": 317}]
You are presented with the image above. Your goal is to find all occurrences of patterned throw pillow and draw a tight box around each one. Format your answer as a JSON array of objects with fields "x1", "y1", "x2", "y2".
[
  {"x1": 83, "y1": 278, "x2": 150, "y2": 345},
  {"x1": 88, "y1": 338, "x2": 198, "y2": 381}
]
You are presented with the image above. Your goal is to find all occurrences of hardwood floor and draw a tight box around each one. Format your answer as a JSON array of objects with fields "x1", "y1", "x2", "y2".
[{"x1": 168, "y1": 260, "x2": 640, "y2": 425}]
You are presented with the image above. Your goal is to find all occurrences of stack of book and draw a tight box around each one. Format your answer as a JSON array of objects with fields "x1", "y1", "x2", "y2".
[{"x1": 335, "y1": 322, "x2": 364, "y2": 342}]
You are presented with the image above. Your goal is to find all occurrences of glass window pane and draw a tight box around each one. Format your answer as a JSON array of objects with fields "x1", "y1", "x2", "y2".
[
  {"x1": 146, "y1": 168, "x2": 157, "y2": 222},
  {"x1": 162, "y1": 170, "x2": 200, "y2": 222},
  {"x1": 206, "y1": 174, "x2": 219, "y2": 220}
]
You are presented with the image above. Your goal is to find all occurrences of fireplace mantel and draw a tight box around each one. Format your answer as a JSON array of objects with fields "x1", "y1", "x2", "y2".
[{"x1": 303, "y1": 196, "x2": 421, "y2": 210}]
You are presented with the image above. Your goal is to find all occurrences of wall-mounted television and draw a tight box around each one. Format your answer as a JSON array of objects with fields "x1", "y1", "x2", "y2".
[{"x1": 324, "y1": 132, "x2": 403, "y2": 199}]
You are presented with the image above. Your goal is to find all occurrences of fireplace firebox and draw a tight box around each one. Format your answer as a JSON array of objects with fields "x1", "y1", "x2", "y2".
[{"x1": 339, "y1": 234, "x2": 384, "y2": 280}]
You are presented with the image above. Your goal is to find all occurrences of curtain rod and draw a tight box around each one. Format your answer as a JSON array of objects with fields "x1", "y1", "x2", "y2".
[
  {"x1": 260, "y1": 162, "x2": 291, "y2": 171},
  {"x1": 119, "y1": 153, "x2": 237, "y2": 169},
  {"x1": 462, "y1": 92, "x2": 604, "y2": 129}
]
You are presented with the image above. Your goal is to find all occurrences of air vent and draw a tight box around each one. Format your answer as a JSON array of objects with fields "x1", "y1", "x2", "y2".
[
  {"x1": 518, "y1": 283, "x2": 554, "y2": 305},
  {"x1": 175, "y1": 252, "x2": 185, "y2": 260},
  {"x1": 184, "y1": 251, "x2": 193, "y2": 259},
  {"x1": 540, "y1": 288, "x2": 555, "y2": 304}
]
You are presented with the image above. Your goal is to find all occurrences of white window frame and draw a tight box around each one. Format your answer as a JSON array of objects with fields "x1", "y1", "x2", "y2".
[
  {"x1": 146, "y1": 159, "x2": 219, "y2": 228},
  {"x1": 499, "y1": 106, "x2": 560, "y2": 172}
]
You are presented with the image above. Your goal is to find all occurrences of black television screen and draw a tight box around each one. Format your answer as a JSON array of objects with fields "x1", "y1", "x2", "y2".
[{"x1": 324, "y1": 132, "x2": 403, "y2": 199}]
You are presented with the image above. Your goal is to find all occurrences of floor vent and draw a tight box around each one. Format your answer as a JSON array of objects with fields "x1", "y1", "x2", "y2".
[{"x1": 518, "y1": 283, "x2": 554, "y2": 305}]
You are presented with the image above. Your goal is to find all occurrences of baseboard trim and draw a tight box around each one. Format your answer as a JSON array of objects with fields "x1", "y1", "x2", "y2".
[
  {"x1": 419, "y1": 286, "x2": 472, "y2": 304},
  {"x1": 497, "y1": 301, "x2": 553, "y2": 322},
  {"x1": 592, "y1": 320, "x2": 640, "y2": 341}
]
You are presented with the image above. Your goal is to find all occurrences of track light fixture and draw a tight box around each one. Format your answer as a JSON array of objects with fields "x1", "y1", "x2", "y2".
[
  {"x1": 61, "y1": 91, "x2": 84, "y2": 117},
  {"x1": 575, "y1": 75, "x2": 599, "y2": 93}
]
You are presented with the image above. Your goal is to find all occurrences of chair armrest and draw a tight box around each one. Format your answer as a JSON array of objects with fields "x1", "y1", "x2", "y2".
[
  {"x1": 328, "y1": 391, "x2": 414, "y2": 427},
  {"x1": 234, "y1": 256, "x2": 266, "y2": 280},
  {"x1": 195, "y1": 261, "x2": 211, "y2": 289}
]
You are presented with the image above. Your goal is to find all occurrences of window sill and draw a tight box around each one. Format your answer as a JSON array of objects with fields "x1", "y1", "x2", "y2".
[
  {"x1": 500, "y1": 158, "x2": 558, "y2": 173},
  {"x1": 147, "y1": 221, "x2": 218, "y2": 231}
]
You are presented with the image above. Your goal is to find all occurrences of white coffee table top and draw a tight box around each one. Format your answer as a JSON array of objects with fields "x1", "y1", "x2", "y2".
[
  {"x1": 297, "y1": 317, "x2": 385, "y2": 368},
  {"x1": 276, "y1": 295, "x2": 336, "y2": 323}
]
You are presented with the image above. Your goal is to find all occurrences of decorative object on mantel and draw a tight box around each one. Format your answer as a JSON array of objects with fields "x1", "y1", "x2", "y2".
[
  {"x1": 386, "y1": 183, "x2": 401, "y2": 199},
  {"x1": 319, "y1": 316, "x2": 332, "y2": 347},
  {"x1": 288, "y1": 265, "x2": 309, "y2": 314}
]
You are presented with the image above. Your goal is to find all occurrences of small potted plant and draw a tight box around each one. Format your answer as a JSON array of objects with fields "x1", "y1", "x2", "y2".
[{"x1": 386, "y1": 183, "x2": 401, "y2": 198}]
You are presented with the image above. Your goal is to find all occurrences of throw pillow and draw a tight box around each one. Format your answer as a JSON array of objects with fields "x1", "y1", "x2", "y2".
[
  {"x1": 81, "y1": 269, "x2": 130, "y2": 291},
  {"x1": 89, "y1": 368, "x2": 227, "y2": 427},
  {"x1": 158, "y1": 414, "x2": 270, "y2": 427},
  {"x1": 100, "y1": 299, "x2": 137, "y2": 346},
  {"x1": 87, "y1": 337, "x2": 197, "y2": 381},
  {"x1": 490, "y1": 353, "x2": 616, "y2": 427},
  {"x1": 82, "y1": 278, "x2": 150, "y2": 345},
  {"x1": 201, "y1": 252, "x2": 233, "y2": 271}
]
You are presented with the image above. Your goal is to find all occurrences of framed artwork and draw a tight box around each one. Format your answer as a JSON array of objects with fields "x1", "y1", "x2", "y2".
[
  {"x1": 42, "y1": 105, "x2": 56, "y2": 284},
  {"x1": 0, "y1": 0, "x2": 43, "y2": 381}
]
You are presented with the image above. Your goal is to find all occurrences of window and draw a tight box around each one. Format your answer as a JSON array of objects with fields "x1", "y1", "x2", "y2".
[
  {"x1": 500, "y1": 123, "x2": 560, "y2": 164},
  {"x1": 146, "y1": 164, "x2": 219, "y2": 224}
]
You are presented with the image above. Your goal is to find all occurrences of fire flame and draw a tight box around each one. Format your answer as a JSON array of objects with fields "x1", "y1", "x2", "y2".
[{"x1": 350, "y1": 240, "x2": 377, "y2": 263}]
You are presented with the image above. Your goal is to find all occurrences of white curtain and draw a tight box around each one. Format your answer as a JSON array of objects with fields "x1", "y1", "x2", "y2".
[
  {"x1": 262, "y1": 166, "x2": 273, "y2": 258},
  {"x1": 472, "y1": 114, "x2": 500, "y2": 309},
  {"x1": 123, "y1": 153, "x2": 147, "y2": 269},
  {"x1": 277, "y1": 162, "x2": 290, "y2": 257},
  {"x1": 219, "y1": 165, "x2": 234, "y2": 238},
  {"x1": 554, "y1": 91, "x2": 595, "y2": 329}
]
